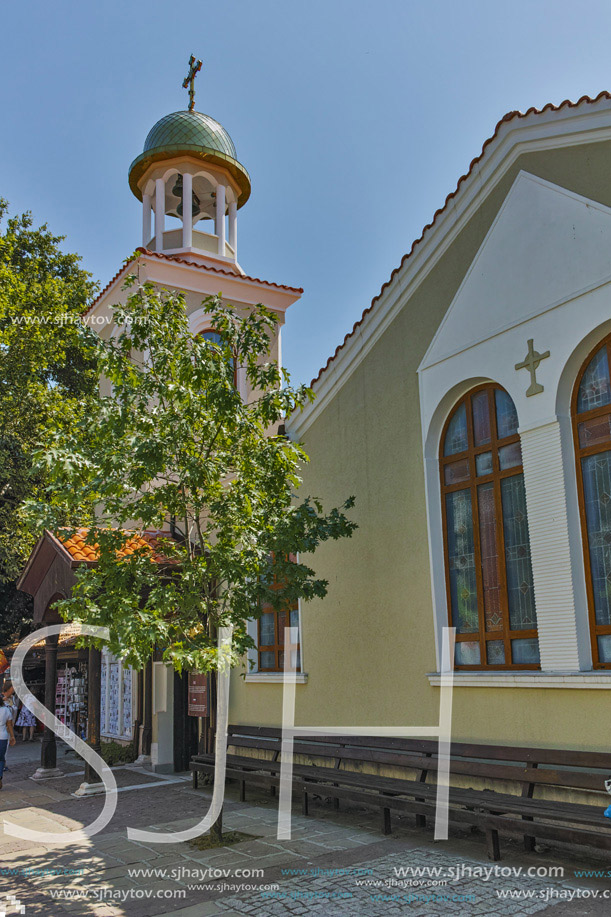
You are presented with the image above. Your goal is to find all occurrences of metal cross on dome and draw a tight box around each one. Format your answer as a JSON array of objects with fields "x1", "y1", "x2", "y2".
[
  {"x1": 183, "y1": 55, "x2": 203, "y2": 112},
  {"x1": 515, "y1": 338, "x2": 551, "y2": 397}
]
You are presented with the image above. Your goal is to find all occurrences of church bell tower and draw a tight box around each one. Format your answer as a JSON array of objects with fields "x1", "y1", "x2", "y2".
[
  {"x1": 128, "y1": 56, "x2": 251, "y2": 274},
  {"x1": 86, "y1": 55, "x2": 301, "y2": 353}
]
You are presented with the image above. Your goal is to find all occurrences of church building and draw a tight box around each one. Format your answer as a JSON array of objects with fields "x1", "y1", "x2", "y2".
[
  {"x1": 17, "y1": 77, "x2": 611, "y2": 779},
  {"x1": 229, "y1": 92, "x2": 611, "y2": 756}
]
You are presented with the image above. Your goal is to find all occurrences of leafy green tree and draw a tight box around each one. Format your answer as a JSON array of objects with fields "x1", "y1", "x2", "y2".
[
  {"x1": 0, "y1": 201, "x2": 98, "y2": 626},
  {"x1": 0, "y1": 582, "x2": 33, "y2": 647},
  {"x1": 27, "y1": 278, "x2": 356, "y2": 674}
]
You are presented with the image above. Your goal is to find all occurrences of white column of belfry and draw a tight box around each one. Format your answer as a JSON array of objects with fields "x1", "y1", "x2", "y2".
[
  {"x1": 182, "y1": 172, "x2": 193, "y2": 249},
  {"x1": 155, "y1": 178, "x2": 165, "y2": 252},
  {"x1": 519, "y1": 419, "x2": 584, "y2": 670},
  {"x1": 228, "y1": 200, "x2": 237, "y2": 260},
  {"x1": 216, "y1": 184, "x2": 226, "y2": 255},
  {"x1": 142, "y1": 193, "x2": 152, "y2": 248}
]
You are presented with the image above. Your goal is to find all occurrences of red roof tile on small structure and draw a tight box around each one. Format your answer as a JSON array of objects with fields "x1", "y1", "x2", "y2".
[
  {"x1": 55, "y1": 529, "x2": 175, "y2": 565},
  {"x1": 4, "y1": 623, "x2": 85, "y2": 653},
  {"x1": 309, "y1": 92, "x2": 611, "y2": 387},
  {"x1": 83, "y1": 249, "x2": 302, "y2": 317}
]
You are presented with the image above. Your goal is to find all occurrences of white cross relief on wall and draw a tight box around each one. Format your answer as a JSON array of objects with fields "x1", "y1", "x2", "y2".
[{"x1": 515, "y1": 339, "x2": 550, "y2": 396}]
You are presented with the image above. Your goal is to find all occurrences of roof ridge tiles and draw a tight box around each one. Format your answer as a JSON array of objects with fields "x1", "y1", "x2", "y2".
[
  {"x1": 83, "y1": 250, "x2": 302, "y2": 317},
  {"x1": 309, "y1": 91, "x2": 611, "y2": 387},
  {"x1": 134, "y1": 248, "x2": 303, "y2": 293}
]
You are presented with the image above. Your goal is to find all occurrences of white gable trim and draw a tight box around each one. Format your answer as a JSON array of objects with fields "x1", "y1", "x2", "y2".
[
  {"x1": 289, "y1": 100, "x2": 611, "y2": 439},
  {"x1": 419, "y1": 172, "x2": 611, "y2": 371}
]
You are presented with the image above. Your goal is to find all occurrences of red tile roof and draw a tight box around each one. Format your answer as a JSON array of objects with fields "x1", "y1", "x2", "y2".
[
  {"x1": 310, "y1": 92, "x2": 611, "y2": 387},
  {"x1": 135, "y1": 249, "x2": 303, "y2": 293},
  {"x1": 4, "y1": 623, "x2": 85, "y2": 653},
  {"x1": 83, "y1": 249, "x2": 302, "y2": 317},
  {"x1": 56, "y1": 529, "x2": 175, "y2": 565}
]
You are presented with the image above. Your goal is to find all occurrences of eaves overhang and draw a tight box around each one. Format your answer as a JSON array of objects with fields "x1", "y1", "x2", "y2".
[
  {"x1": 84, "y1": 250, "x2": 302, "y2": 320},
  {"x1": 288, "y1": 91, "x2": 611, "y2": 440}
]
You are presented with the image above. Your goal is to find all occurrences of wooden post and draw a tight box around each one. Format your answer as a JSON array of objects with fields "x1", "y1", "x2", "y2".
[
  {"x1": 84, "y1": 647, "x2": 102, "y2": 783},
  {"x1": 141, "y1": 657, "x2": 153, "y2": 757},
  {"x1": 40, "y1": 634, "x2": 59, "y2": 771},
  {"x1": 133, "y1": 668, "x2": 144, "y2": 756}
]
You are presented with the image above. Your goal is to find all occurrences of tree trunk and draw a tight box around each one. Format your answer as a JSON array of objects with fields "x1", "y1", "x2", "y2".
[
  {"x1": 210, "y1": 805, "x2": 223, "y2": 844},
  {"x1": 208, "y1": 663, "x2": 222, "y2": 841}
]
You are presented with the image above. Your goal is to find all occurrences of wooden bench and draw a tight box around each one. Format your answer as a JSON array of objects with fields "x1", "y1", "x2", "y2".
[{"x1": 190, "y1": 725, "x2": 611, "y2": 861}]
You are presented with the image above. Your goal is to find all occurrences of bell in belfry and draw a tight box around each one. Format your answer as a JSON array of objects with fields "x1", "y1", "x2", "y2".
[{"x1": 172, "y1": 174, "x2": 201, "y2": 218}]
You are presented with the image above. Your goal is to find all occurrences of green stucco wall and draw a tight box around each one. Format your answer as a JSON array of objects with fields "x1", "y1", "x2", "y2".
[{"x1": 228, "y1": 137, "x2": 611, "y2": 752}]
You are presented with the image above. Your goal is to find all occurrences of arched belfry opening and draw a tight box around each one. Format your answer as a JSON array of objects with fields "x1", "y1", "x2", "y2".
[{"x1": 128, "y1": 65, "x2": 250, "y2": 269}]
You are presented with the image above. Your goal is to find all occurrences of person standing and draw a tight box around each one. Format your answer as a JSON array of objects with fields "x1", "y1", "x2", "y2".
[
  {"x1": 0, "y1": 696, "x2": 16, "y2": 789},
  {"x1": 15, "y1": 695, "x2": 37, "y2": 741},
  {"x1": 1, "y1": 681, "x2": 18, "y2": 771},
  {"x1": 2, "y1": 680, "x2": 17, "y2": 721},
  {"x1": 15, "y1": 701, "x2": 36, "y2": 742}
]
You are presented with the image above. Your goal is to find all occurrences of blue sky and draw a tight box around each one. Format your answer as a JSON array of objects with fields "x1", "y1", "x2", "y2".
[{"x1": 3, "y1": 0, "x2": 611, "y2": 384}]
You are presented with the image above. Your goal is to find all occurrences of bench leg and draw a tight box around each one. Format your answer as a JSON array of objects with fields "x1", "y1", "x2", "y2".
[
  {"x1": 415, "y1": 797, "x2": 426, "y2": 828},
  {"x1": 485, "y1": 827, "x2": 500, "y2": 861},
  {"x1": 523, "y1": 835, "x2": 536, "y2": 853},
  {"x1": 239, "y1": 780, "x2": 246, "y2": 802},
  {"x1": 192, "y1": 770, "x2": 198, "y2": 790},
  {"x1": 302, "y1": 787, "x2": 309, "y2": 816},
  {"x1": 522, "y1": 816, "x2": 535, "y2": 852},
  {"x1": 382, "y1": 807, "x2": 391, "y2": 835}
]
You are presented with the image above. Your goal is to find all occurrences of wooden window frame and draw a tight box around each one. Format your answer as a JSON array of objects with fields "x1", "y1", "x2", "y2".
[
  {"x1": 257, "y1": 603, "x2": 300, "y2": 672},
  {"x1": 572, "y1": 336, "x2": 611, "y2": 669},
  {"x1": 257, "y1": 553, "x2": 301, "y2": 673},
  {"x1": 440, "y1": 383, "x2": 539, "y2": 670}
]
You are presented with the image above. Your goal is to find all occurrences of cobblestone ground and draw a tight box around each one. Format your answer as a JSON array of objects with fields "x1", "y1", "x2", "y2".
[{"x1": 0, "y1": 741, "x2": 609, "y2": 916}]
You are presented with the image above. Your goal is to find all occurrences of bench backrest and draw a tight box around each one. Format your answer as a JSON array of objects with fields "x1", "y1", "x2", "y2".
[{"x1": 227, "y1": 726, "x2": 611, "y2": 795}]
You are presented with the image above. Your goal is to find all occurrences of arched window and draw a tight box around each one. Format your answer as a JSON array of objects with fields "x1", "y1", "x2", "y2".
[
  {"x1": 200, "y1": 329, "x2": 223, "y2": 347},
  {"x1": 440, "y1": 384, "x2": 539, "y2": 669},
  {"x1": 199, "y1": 329, "x2": 236, "y2": 384},
  {"x1": 572, "y1": 336, "x2": 611, "y2": 668}
]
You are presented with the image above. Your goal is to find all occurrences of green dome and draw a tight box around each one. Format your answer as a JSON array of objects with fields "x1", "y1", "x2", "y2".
[
  {"x1": 143, "y1": 110, "x2": 237, "y2": 159},
  {"x1": 128, "y1": 109, "x2": 250, "y2": 207}
]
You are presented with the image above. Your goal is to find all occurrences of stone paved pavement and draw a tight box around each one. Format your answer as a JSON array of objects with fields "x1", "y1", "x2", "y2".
[{"x1": 0, "y1": 740, "x2": 609, "y2": 916}]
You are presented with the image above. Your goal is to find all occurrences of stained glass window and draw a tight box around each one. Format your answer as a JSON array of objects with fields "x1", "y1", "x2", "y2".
[
  {"x1": 445, "y1": 490, "x2": 478, "y2": 633},
  {"x1": 581, "y1": 453, "x2": 611, "y2": 627},
  {"x1": 441, "y1": 385, "x2": 539, "y2": 668},
  {"x1": 472, "y1": 390, "x2": 491, "y2": 446},
  {"x1": 444, "y1": 402, "x2": 468, "y2": 456},
  {"x1": 577, "y1": 345, "x2": 611, "y2": 413},
  {"x1": 501, "y1": 476, "x2": 537, "y2": 632},
  {"x1": 478, "y1": 483, "x2": 502, "y2": 632},
  {"x1": 495, "y1": 389, "x2": 519, "y2": 439},
  {"x1": 455, "y1": 642, "x2": 481, "y2": 666},
  {"x1": 486, "y1": 640, "x2": 505, "y2": 665},
  {"x1": 573, "y1": 337, "x2": 611, "y2": 668}
]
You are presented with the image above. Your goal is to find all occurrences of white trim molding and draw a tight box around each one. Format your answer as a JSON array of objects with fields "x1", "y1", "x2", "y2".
[
  {"x1": 244, "y1": 673, "x2": 308, "y2": 684},
  {"x1": 427, "y1": 671, "x2": 611, "y2": 689},
  {"x1": 289, "y1": 98, "x2": 611, "y2": 439},
  {"x1": 519, "y1": 420, "x2": 585, "y2": 671}
]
